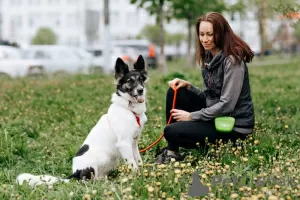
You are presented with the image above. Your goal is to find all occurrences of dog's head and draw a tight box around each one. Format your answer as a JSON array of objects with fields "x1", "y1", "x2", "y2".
[{"x1": 115, "y1": 55, "x2": 148, "y2": 103}]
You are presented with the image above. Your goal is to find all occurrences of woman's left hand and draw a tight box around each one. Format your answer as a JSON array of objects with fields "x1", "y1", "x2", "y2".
[{"x1": 170, "y1": 109, "x2": 192, "y2": 121}]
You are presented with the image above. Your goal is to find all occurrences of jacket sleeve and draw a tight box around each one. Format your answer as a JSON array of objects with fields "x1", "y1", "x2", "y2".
[{"x1": 190, "y1": 58, "x2": 245, "y2": 121}]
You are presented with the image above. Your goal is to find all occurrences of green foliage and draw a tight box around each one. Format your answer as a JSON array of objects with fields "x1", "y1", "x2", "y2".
[
  {"x1": 165, "y1": 32, "x2": 186, "y2": 46},
  {"x1": 0, "y1": 58, "x2": 300, "y2": 199},
  {"x1": 294, "y1": 22, "x2": 300, "y2": 42},
  {"x1": 130, "y1": 0, "x2": 170, "y2": 16},
  {"x1": 169, "y1": 0, "x2": 227, "y2": 22},
  {"x1": 31, "y1": 27, "x2": 57, "y2": 45},
  {"x1": 138, "y1": 24, "x2": 162, "y2": 44},
  {"x1": 273, "y1": 0, "x2": 300, "y2": 16}
]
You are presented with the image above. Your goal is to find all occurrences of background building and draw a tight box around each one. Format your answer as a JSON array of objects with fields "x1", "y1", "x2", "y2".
[{"x1": 0, "y1": 0, "x2": 187, "y2": 47}]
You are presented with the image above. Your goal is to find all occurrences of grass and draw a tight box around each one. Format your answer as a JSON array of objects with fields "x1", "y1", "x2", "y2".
[{"x1": 0, "y1": 57, "x2": 299, "y2": 200}]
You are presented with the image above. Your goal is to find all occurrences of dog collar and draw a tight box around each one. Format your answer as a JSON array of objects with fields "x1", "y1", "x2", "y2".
[{"x1": 132, "y1": 112, "x2": 141, "y2": 127}]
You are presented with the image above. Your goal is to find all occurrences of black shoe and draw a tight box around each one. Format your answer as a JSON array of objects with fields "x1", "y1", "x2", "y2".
[{"x1": 155, "y1": 149, "x2": 184, "y2": 164}]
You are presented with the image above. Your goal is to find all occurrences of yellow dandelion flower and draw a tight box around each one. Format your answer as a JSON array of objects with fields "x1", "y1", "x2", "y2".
[
  {"x1": 147, "y1": 186, "x2": 154, "y2": 193},
  {"x1": 230, "y1": 193, "x2": 239, "y2": 199},
  {"x1": 268, "y1": 195, "x2": 278, "y2": 200},
  {"x1": 83, "y1": 194, "x2": 91, "y2": 200}
]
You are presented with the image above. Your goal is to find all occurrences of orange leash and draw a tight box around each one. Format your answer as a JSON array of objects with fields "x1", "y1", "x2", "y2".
[{"x1": 139, "y1": 88, "x2": 177, "y2": 153}]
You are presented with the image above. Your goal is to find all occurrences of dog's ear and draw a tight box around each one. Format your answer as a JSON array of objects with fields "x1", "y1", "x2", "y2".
[
  {"x1": 115, "y1": 58, "x2": 129, "y2": 80},
  {"x1": 133, "y1": 55, "x2": 145, "y2": 71}
]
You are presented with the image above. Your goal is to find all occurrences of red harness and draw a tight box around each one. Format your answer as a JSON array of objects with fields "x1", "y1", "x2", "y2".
[{"x1": 133, "y1": 112, "x2": 141, "y2": 127}]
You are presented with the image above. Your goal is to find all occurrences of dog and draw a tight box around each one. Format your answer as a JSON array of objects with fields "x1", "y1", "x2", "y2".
[{"x1": 17, "y1": 55, "x2": 148, "y2": 187}]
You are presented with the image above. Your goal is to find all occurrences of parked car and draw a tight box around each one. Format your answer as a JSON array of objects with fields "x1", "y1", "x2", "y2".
[
  {"x1": 113, "y1": 40, "x2": 157, "y2": 69},
  {"x1": 87, "y1": 46, "x2": 139, "y2": 73},
  {"x1": 0, "y1": 45, "x2": 44, "y2": 78},
  {"x1": 21, "y1": 45, "x2": 91, "y2": 76}
]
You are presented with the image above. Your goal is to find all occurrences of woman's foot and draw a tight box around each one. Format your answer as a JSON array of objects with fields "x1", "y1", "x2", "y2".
[{"x1": 155, "y1": 149, "x2": 184, "y2": 164}]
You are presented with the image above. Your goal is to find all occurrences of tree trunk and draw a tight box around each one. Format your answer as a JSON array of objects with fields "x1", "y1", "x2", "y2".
[
  {"x1": 258, "y1": 0, "x2": 268, "y2": 58},
  {"x1": 186, "y1": 17, "x2": 193, "y2": 67},
  {"x1": 103, "y1": 0, "x2": 112, "y2": 74},
  {"x1": 158, "y1": 0, "x2": 167, "y2": 73}
]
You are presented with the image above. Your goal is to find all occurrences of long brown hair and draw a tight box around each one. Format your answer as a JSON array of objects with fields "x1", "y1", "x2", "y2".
[{"x1": 196, "y1": 12, "x2": 254, "y2": 66}]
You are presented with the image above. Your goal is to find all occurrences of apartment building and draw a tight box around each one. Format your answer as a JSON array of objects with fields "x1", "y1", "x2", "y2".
[{"x1": 0, "y1": 0, "x2": 188, "y2": 47}]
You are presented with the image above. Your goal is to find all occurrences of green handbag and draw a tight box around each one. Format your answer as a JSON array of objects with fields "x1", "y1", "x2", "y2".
[{"x1": 215, "y1": 116, "x2": 235, "y2": 133}]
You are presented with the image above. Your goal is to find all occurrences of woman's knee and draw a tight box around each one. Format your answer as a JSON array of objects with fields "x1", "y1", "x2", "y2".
[
  {"x1": 166, "y1": 87, "x2": 175, "y2": 99},
  {"x1": 164, "y1": 124, "x2": 178, "y2": 141}
]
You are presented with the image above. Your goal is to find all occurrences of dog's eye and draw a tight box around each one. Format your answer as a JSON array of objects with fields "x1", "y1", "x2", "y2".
[{"x1": 127, "y1": 79, "x2": 134, "y2": 83}]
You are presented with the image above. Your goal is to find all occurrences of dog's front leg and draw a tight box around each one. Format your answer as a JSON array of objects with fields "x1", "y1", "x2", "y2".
[
  {"x1": 116, "y1": 140, "x2": 138, "y2": 170},
  {"x1": 133, "y1": 139, "x2": 142, "y2": 166}
]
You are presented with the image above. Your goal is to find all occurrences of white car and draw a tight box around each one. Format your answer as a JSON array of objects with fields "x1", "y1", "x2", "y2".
[
  {"x1": 0, "y1": 45, "x2": 44, "y2": 78},
  {"x1": 22, "y1": 45, "x2": 91, "y2": 75},
  {"x1": 87, "y1": 46, "x2": 139, "y2": 74}
]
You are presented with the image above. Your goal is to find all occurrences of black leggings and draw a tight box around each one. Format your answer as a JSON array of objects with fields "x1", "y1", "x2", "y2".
[{"x1": 164, "y1": 87, "x2": 247, "y2": 152}]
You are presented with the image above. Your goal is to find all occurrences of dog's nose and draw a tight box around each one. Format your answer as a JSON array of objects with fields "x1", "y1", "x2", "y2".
[{"x1": 137, "y1": 88, "x2": 144, "y2": 95}]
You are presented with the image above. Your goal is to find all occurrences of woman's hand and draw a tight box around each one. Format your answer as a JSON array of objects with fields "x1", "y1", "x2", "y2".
[
  {"x1": 170, "y1": 109, "x2": 192, "y2": 121},
  {"x1": 168, "y1": 78, "x2": 191, "y2": 90}
]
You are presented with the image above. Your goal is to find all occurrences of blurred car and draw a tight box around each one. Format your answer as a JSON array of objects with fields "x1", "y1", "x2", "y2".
[
  {"x1": 113, "y1": 40, "x2": 157, "y2": 69},
  {"x1": 0, "y1": 45, "x2": 44, "y2": 78},
  {"x1": 87, "y1": 46, "x2": 139, "y2": 73},
  {"x1": 22, "y1": 45, "x2": 91, "y2": 75}
]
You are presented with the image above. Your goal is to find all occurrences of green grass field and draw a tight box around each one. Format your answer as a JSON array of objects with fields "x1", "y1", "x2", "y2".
[{"x1": 0, "y1": 57, "x2": 299, "y2": 200}]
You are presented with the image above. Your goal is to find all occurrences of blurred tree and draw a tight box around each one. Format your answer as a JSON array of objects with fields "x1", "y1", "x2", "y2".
[
  {"x1": 168, "y1": 0, "x2": 226, "y2": 67},
  {"x1": 294, "y1": 23, "x2": 300, "y2": 43},
  {"x1": 236, "y1": 0, "x2": 299, "y2": 57},
  {"x1": 130, "y1": 0, "x2": 172, "y2": 73},
  {"x1": 31, "y1": 27, "x2": 57, "y2": 45},
  {"x1": 273, "y1": 0, "x2": 300, "y2": 17},
  {"x1": 165, "y1": 32, "x2": 186, "y2": 57},
  {"x1": 138, "y1": 24, "x2": 162, "y2": 45}
]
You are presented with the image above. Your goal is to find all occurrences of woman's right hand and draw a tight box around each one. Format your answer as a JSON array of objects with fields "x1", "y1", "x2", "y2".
[{"x1": 168, "y1": 78, "x2": 191, "y2": 90}]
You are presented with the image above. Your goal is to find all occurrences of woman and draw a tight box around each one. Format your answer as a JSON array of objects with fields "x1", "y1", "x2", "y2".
[{"x1": 155, "y1": 12, "x2": 255, "y2": 164}]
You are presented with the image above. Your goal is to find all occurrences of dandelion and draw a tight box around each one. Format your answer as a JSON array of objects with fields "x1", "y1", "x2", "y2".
[
  {"x1": 258, "y1": 156, "x2": 264, "y2": 160},
  {"x1": 230, "y1": 193, "x2": 239, "y2": 199},
  {"x1": 254, "y1": 150, "x2": 259, "y2": 153},
  {"x1": 254, "y1": 140, "x2": 259, "y2": 145},
  {"x1": 285, "y1": 125, "x2": 288, "y2": 129},
  {"x1": 268, "y1": 196, "x2": 278, "y2": 200},
  {"x1": 242, "y1": 157, "x2": 248, "y2": 162},
  {"x1": 83, "y1": 194, "x2": 91, "y2": 200},
  {"x1": 147, "y1": 186, "x2": 154, "y2": 193},
  {"x1": 122, "y1": 178, "x2": 128, "y2": 183},
  {"x1": 174, "y1": 162, "x2": 179, "y2": 167}
]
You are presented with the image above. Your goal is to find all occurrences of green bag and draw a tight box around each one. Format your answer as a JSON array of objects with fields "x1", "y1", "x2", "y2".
[{"x1": 214, "y1": 116, "x2": 235, "y2": 133}]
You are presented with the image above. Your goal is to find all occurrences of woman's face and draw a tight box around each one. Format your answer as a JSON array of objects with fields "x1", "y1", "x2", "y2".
[{"x1": 199, "y1": 21, "x2": 218, "y2": 54}]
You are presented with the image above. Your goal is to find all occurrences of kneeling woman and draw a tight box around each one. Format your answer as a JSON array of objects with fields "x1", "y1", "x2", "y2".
[{"x1": 156, "y1": 12, "x2": 255, "y2": 164}]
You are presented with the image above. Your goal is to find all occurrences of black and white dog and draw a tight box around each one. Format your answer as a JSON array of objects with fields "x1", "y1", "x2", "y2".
[{"x1": 17, "y1": 55, "x2": 148, "y2": 186}]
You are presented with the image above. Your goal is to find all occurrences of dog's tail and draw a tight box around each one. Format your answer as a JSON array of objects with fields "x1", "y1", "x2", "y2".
[{"x1": 16, "y1": 173, "x2": 70, "y2": 187}]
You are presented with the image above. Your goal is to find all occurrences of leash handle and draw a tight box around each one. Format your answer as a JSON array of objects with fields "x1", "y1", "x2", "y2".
[{"x1": 139, "y1": 88, "x2": 177, "y2": 153}]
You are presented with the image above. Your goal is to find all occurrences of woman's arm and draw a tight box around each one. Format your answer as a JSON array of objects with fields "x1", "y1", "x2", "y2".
[{"x1": 190, "y1": 58, "x2": 245, "y2": 121}]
